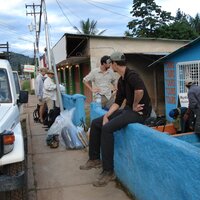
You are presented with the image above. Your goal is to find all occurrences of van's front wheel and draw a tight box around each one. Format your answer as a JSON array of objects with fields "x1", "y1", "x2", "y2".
[{"x1": 0, "y1": 161, "x2": 27, "y2": 200}]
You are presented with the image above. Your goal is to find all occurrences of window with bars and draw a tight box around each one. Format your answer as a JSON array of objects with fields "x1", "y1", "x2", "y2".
[{"x1": 177, "y1": 61, "x2": 200, "y2": 93}]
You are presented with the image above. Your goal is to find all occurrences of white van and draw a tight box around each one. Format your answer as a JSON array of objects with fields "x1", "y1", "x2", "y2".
[{"x1": 0, "y1": 59, "x2": 28, "y2": 200}]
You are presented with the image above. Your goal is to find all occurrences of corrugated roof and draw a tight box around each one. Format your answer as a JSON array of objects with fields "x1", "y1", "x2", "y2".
[
  {"x1": 147, "y1": 36, "x2": 200, "y2": 67},
  {"x1": 63, "y1": 33, "x2": 190, "y2": 43}
]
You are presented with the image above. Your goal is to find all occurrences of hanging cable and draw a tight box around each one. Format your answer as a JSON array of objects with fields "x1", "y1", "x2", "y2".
[
  {"x1": 82, "y1": 0, "x2": 132, "y2": 19},
  {"x1": 55, "y1": 0, "x2": 82, "y2": 20},
  {"x1": 86, "y1": 0, "x2": 129, "y2": 10},
  {"x1": 55, "y1": 0, "x2": 80, "y2": 30}
]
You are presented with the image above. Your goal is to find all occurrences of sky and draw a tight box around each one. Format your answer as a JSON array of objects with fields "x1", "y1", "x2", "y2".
[{"x1": 0, "y1": 0, "x2": 200, "y2": 58}]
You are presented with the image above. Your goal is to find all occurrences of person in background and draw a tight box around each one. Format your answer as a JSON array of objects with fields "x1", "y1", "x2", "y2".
[
  {"x1": 80, "y1": 52, "x2": 152, "y2": 187},
  {"x1": 43, "y1": 70, "x2": 57, "y2": 111},
  {"x1": 83, "y1": 55, "x2": 117, "y2": 109},
  {"x1": 35, "y1": 67, "x2": 47, "y2": 123},
  {"x1": 169, "y1": 107, "x2": 194, "y2": 133},
  {"x1": 184, "y1": 78, "x2": 200, "y2": 133}
]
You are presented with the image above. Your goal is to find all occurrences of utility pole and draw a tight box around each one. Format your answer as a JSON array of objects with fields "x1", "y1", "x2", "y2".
[
  {"x1": 41, "y1": 0, "x2": 64, "y2": 112},
  {"x1": 25, "y1": 3, "x2": 42, "y2": 68},
  {"x1": 0, "y1": 42, "x2": 10, "y2": 60},
  {"x1": 41, "y1": 0, "x2": 52, "y2": 70}
]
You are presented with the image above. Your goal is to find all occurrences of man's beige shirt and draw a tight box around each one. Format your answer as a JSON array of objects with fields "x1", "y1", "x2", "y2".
[{"x1": 83, "y1": 68, "x2": 117, "y2": 99}]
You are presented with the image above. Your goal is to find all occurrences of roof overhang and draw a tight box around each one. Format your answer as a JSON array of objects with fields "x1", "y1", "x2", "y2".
[{"x1": 56, "y1": 56, "x2": 90, "y2": 67}]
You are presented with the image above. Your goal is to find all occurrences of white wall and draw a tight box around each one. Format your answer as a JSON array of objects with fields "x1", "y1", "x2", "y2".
[{"x1": 52, "y1": 36, "x2": 66, "y2": 64}]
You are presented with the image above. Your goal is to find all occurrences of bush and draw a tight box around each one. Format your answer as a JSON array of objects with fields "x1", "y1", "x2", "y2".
[{"x1": 21, "y1": 80, "x2": 31, "y2": 92}]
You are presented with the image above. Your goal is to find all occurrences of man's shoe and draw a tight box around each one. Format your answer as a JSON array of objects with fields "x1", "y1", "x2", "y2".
[
  {"x1": 93, "y1": 170, "x2": 115, "y2": 187},
  {"x1": 80, "y1": 159, "x2": 101, "y2": 170}
]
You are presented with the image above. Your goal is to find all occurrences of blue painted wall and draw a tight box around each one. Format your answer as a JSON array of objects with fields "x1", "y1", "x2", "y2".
[
  {"x1": 91, "y1": 102, "x2": 200, "y2": 200},
  {"x1": 164, "y1": 42, "x2": 200, "y2": 121}
]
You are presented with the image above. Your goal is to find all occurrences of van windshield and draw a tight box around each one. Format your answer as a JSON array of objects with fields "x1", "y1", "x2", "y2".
[{"x1": 0, "y1": 69, "x2": 12, "y2": 103}]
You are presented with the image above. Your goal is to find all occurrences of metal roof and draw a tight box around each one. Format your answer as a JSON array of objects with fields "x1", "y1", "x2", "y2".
[
  {"x1": 147, "y1": 36, "x2": 200, "y2": 67},
  {"x1": 63, "y1": 33, "x2": 190, "y2": 43}
]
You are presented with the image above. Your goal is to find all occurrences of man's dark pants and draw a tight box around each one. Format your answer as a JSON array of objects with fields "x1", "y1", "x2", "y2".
[{"x1": 89, "y1": 107, "x2": 145, "y2": 171}]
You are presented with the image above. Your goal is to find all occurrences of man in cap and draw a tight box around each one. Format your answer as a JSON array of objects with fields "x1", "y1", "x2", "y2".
[
  {"x1": 80, "y1": 51, "x2": 152, "y2": 187},
  {"x1": 43, "y1": 70, "x2": 57, "y2": 111},
  {"x1": 184, "y1": 78, "x2": 200, "y2": 133},
  {"x1": 83, "y1": 55, "x2": 117, "y2": 109},
  {"x1": 35, "y1": 67, "x2": 47, "y2": 123}
]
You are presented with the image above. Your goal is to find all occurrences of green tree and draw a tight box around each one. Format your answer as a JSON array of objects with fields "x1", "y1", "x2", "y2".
[
  {"x1": 190, "y1": 14, "x2": 200, "y2": 34},
  {"x1": 154, "y1": 22, "x2": 198, "y2": 40},
  {"x1": 127, "y1": 0, "x2": 173, "y2": 37},
  {"x1": 127, "y1": 1, "x2": 199, "y2": 40},
  {"x1": 74, "y1": 18, "x2": 106, "y2": 35},
  {"x1": 154, "y1": 9, "x2": 198, "y2": 40}
]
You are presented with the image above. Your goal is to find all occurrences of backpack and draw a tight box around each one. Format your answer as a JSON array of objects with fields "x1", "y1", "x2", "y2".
[
  {"x1": 47, "y1": 107, "x2": 60, "y2": 128},
  {"x1": 144, "y1": 116, "x2": 166, "y2": 127},
  {"x1": 33, "y1": 104, "x2": 48, "y2": 123},
  {"x1": 46, "y1": 134, "x2": 59, "y2": 148},
  {"x1": 33, "y1": 104, "x2": 40, "y2": 123}
]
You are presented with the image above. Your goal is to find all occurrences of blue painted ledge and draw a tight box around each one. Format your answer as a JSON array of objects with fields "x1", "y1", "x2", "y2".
[
  {"x1": 62, "y1": 94, "x2": 86, "y2": 126},
  {"x1": 90, "y1": 102, "x2": 200, "y2": 200}
]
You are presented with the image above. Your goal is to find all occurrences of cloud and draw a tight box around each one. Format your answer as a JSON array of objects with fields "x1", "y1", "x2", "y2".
[
  {"x1": 158, "y1": 0, "x2": 200, "y2": 17},
  {"x1": 0, "y1": 0, "x2": 199, "y2": 57}
]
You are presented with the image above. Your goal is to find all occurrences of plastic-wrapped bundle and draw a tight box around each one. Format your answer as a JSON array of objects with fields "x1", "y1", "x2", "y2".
[{"x1": 61, "y1": 126, "x2": 84, "y2": 149}]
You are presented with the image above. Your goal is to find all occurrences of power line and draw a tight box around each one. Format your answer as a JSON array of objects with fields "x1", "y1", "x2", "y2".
[
  {"x1": 88, "y1": 0, "x2": 129, "y2": 10},
  {"x1": 56, "y1": 0, "x2": 82, "y2": 20},
  {"x1": 55, "y1": 0, "x2": 79, "y2": 30},
  {"x1": 0, "y1": 22, "x2": 33, "y2": 40},
  {"x1": 82, "y1": 0, "x2": 132, "y2": 19}
]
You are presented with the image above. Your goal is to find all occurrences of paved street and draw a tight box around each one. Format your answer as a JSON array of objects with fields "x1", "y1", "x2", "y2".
[{"x1": 24, "y1": 94, "x2": 131, "y2": 200}]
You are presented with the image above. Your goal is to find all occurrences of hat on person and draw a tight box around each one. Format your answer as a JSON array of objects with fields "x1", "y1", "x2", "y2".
[
  {"x1": 185, "y1": 78, "x2": 194, "y2": 86},
  {"x1": 106, "y1": 51, "x2": 126, "y2": 64},
  {"x1": 39, "y1": 67, "x2": 47, "y2": 73},
  {"x1": 47, "y1": 70, "x2": 55, "y2": 75},
  {"x1": 110, "y1": 52, "x2": 126, "y2": 62}
]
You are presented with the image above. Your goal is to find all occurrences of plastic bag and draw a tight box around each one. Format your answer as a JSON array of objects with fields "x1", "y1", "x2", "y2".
[
  {"x1": 55, "y1": 108, "x2": 86, "y2": 149},
  {"x1": 59, "y1": 84, "x2": 66, "y2": 94},
  {"x1": 76, "y1": 126, "x2": 88, "y2": 148},
  {"x1": 61, "y1": 126, "x2": 84, "y2": 149},
  {"x1": 47, "y1": 108, "x2": 75, "y2": 137}
]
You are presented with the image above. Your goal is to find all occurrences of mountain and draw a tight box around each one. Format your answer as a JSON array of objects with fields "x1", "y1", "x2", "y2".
[{"x1": 9, "y1": 52, "x2": 34, "y2": 74}]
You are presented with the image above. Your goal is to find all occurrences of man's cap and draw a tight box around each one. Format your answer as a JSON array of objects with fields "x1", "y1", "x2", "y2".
[
  {"x1": 185, "y1": 78, "x2": 194, "y2": 86},
  {"x1": 110, "y1": 51, "x2": 126, "y2": 62},
  {"x1": 47, "y1": 70, "x2": 55, "y2": 75}
]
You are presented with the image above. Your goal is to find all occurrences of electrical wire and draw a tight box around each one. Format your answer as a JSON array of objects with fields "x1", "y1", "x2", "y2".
[
  {"x1": 0, "y1": 22, "x2": 34, "y2": 42},
  {"x1": 82, "y1": 0, "x2": 132, "y2": 19},
  {"x1": 55, "y1": 0, "x2": 79, "y2": 30},
  {"x1": 55, "y1": 0, "x2": 81, "y2": 20},
  {"x1": 55, "y1": 0, "x2": 132, "y2": 35},
  {"x1": 87, "y1": 0, "x2": 129, "y2": 10},
  {"x1": 0, "y1": 23, "x2": 35, "y2": 56}
]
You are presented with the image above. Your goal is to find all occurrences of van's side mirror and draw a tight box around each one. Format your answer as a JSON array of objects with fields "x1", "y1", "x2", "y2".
[{"x1": 19, "y1": 90, "x2": 29, "y2": 103}]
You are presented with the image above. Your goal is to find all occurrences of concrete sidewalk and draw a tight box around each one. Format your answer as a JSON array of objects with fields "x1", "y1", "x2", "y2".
[{"x1": 25, "y1": 95, "x2": 131, "y2": 200}]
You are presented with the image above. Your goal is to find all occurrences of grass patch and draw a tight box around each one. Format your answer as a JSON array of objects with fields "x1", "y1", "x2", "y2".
[{"x1": 21, "y1": 80, "x2": 30, "y2": 90}]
